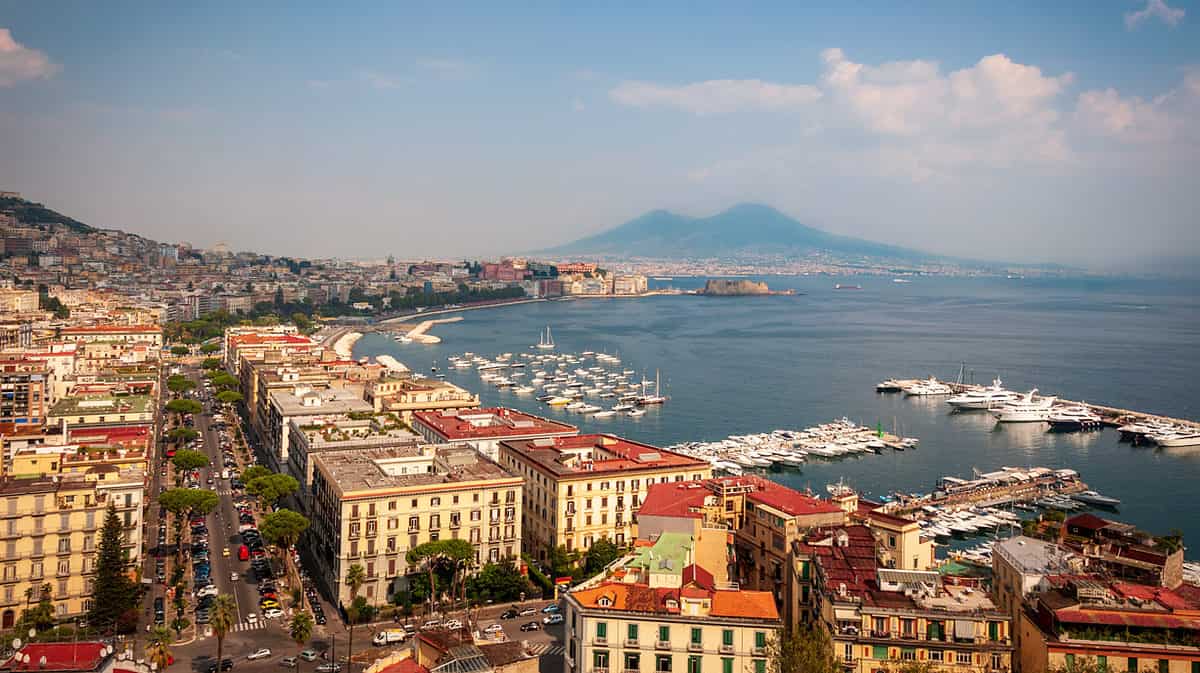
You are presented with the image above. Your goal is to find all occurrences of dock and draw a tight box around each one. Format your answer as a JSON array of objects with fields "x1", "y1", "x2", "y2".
[{"x1": 883, "y1": 466, "x2": 1090, "y2": 518}]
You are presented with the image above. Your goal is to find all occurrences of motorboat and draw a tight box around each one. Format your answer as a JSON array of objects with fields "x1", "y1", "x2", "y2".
[
  {"x1": 902, "y1": 377, "x2": 954, "y2": 396},
  {"x1": 591, "y1": 410, "x2": 617, "y2": 418},
  {"x1": 546, "y1": 396, "x2": 572, "y2": 406},
  {"x1": 1071, "y1": 490, "x2": 1121, "y2": 508},
  {"x1": 1047, "y1": 405, "x2": 1104, "y2": 431},
  {"x1": 627, "y1": 409, "x2": 646, "y2": 417},
  {"x1": 991, "y1": 390, "x2": 1056, "y2": 422},
  {"x1": 535, "y1": 326, "x2": 555, "y2": 350},
  {"x1": 1150, "y1": 431, "x2": 1200, "y2": 447},
  {"x1": 875, "y1": 379, "x2": 904, "y2": 393},
  {"x1": 947, "y1": 378, "x2": 1020, "y2": 410}
]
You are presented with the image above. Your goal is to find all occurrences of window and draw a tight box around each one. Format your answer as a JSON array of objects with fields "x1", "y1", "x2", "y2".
[
  {"x1": 843, "y1": 644, "x2": 853, "y2": 662},
  {"x1": 687, "y1": 657, "x2": 701, "y2": 673},
  {"x1": 956, "y1": 652, "x2": 972, "y2": 665},
  {"x1": 654, "y1": 656, "x2": 671, "y2": 673},
  {"x1": 1157, "y1": 660, "x2": 1168, "y2": 673},
  {"x1": 593, "y1": 651, "x2": 609, "y2": 671},
  {"x1": 431, "y1": 497, "x2": 440, "y2": 506},
  {"x1": 928, "y1": 650, "x2": 942, "y2": 662},
  {"x1": 659, "y1": 626, "x2": 670, "y2": 643},
  {"x1": 988, "y1": 621, "x2": 1000, "y2": 641},
  {"x1": 900, "y1": 648, "x2": 916, "y2": 661},
  {"x1": 754, "y1": 632, "x2": 766, "y2": 649},
  {"x1": 628, "y1": 624, "x2": 639, "y2": 643},
  {"x1": 597, "y1": 622, "x2": 607, "y2": 640},
  {"x1": 721, "y1": 660, "x2": 732, "y2": 673},
  {"x1": 752, "y1": 662, "x2": 764, "y2": 673},
  {"x1": 721, "y1": 630, "x2": 733, "y2": 647},
  {"x1": 624, "y1": 653, "x2": 640, "y2": 673},
  {"x1": 1126, "y1": 658, "x2": 1137, "y2": 673},
  {"x1": 872, "y1": 646, "x2": 888, "y2": 661},
  {"x1": 993, "y1": 653, "x2": 1005, "y2": 670}
]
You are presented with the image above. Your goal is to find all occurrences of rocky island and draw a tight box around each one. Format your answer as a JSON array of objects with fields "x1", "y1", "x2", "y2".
[{"x1": 699, "y1": 279, "x2": 794, "y2": 296}]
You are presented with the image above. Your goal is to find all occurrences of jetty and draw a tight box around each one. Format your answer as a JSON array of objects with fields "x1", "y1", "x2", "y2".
[
  {"x1": 883, "y1": 466, "x2": 1090, "y2": 517},
  {"x1": 391, "y1": 316, "x2": 463, "y2": 344}
]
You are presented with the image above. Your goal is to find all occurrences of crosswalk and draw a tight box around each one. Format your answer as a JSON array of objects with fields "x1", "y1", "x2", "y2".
[
  {"x1": 526, "y1": 643, "x2": 565, "y2": 657},
  {"x1": 232, "y1": 620, "x2": 266, "y2": 633}
]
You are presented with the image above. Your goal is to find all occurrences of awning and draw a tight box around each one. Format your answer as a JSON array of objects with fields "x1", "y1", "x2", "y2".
[
  {"x1": 954, "y1": 619, "x2": 976, "y2": 638},
  {"x1": 834, "y1": 608, "x2": 859, "y2": 621}
]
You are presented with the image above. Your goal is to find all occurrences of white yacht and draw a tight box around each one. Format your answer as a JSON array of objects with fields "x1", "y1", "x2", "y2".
[
  {"x1": 535, "y1": 326, "x2": 555, "y2": 350},
  {"x1": 1047, "y1": 405, "x2": 1103, "y2": 430},
  {"x1": 1151, "y1": 431, "x2": 1200, "y2": 447},
  {"x1": 946, "y1": 378, "x2": 1020, "y2": 410},
  {"x1": 991, "y1": 389, "x2": 1056, "y2": 423},
  {"x1": 902, "y1": 377, "x2": 954, "y2": 396}
]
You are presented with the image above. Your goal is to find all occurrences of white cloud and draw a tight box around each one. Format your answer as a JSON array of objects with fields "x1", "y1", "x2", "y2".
[
  {"x1": 609, "y1": 78, "x2": 822, "y2": 115},
  {"x1": 0, "y1": 28, "x2": 59, "y2": 87},
  {"x1": 1075, "y1": 69, "x2": 1200, "y2": 143},
  {"x1": 1124, "y1": 0, "x2": 1185, "y2": 28}
]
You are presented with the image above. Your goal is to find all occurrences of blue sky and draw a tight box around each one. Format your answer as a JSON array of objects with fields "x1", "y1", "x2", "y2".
[{"x1": 2, "y1": 1, "x2": 1198, "y2": 267}]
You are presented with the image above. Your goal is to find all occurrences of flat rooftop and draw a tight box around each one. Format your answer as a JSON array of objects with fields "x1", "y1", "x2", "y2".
[
  {"x1": 501, "y1": 433, "x2": 708, "y2": 477},
  {"x1": 272, "y1": 386, "x2": 372, "y2": 416},
  {"x1": 49, "y1": 394, "x2": 153, "y2": 418},
  {"x1": 413, "y1": 407, "x2": 576, "y2": 441},
  {"x1": 994, "y1": 536, "x2": 1079, "y2": 574},
  {"x1": 292, "y1": 416, "x2": 418, "y2": 448},
  {"x1": 314, "y1": 444, "x2": 518, "y2": 496}
]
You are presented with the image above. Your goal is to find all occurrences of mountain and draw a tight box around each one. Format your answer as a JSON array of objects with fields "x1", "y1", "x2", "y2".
[
  {"x1": 544, "y1": 203, "x2": 930, "y2": 260},
  {"x1": 0, "y1": 195, "x2": 94, "y2": 234}
]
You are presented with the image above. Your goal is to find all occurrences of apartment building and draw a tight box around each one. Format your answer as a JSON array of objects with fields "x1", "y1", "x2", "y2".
[
  {"x1": 803, "y1": 525, "x2": 1013, "y2": 673},
  {"x1": 411, "y1": 407, "x2": 577, "y2": 461},
  {"x1": 58, "y1": 325, "x2": 163, "y2": 349},
  {"x1": 308, "y1": 444, "x2": 523, "y2": 606},
  {"x1": 262, "y1": 384, "x2": 371, "y2": 471},
  {"x1": 364, "y1": 375, "x2": 479, "y2": 421},
  {"x1": 47, "y1": 394, "x2": 154, "y2": 433},
  {"x1": 498, "y1": 434, "x2": 711, "y2": 561},
  {"x1": 286, "y1": 416, "x2": 420, "y2": 511},
  {"x1": 0, "y1": 358, "x2": 48, "y2": 426},
  {"x1": 564, "y1": 552, "x2": 781, "y2": 673},
  {"x1": 0, "y1": 289, "x2": 40, "y2": 314},
  {"x1": 0, "y1": 467, "x2": 144, "y2": 625}
]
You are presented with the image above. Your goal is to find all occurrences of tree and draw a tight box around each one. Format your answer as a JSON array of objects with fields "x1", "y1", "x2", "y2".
[
  {"x1": 210, "y1": 372, "x2": 239, "y2": 390},
  {"x1": 583, "y1": 538, "x2": 621, "y2": 575},
  {"x1": 211, "y1": 594, "x2": 237, "y2": 668},
  {"x1": 1047, "y1": 658, "x2": 1136, "y2": 673},
  {"x1": 246, "y1": 473, "x2": 299, "y2": 509},
  {"x1": 467, "y1": 560, "x2": 534, "y2": 603},
  {"x1": 216, "y1": 390, "x2": 244, "y2": 405},
  {"x1": 172, "y1": 449, "x2": 208, "y2": 473},
  {"x1": 884, "y1": 662, "x2": 937, "y2": 673},
  {"x1": 344, "y1": 564, "x2": 367, "y2": 673},
  {"x1": 159, "y1": 489, "x2": 219, "y2": 561},
  {"x1": 88, "y1": 505, "x2": 138, "y2": 633},
  {"x1": 18, "y1": 584, "x2": 55, "y2": 632},
  {"x1": 171, "y1": 616, "x2": 190, "y2": 639},
  {"x1": 170, "y1": 345, "x2": 190, "y2": 356},
  {"x1": 165, "y1": 398, "x2": 203, "y2": 415},
  {"x1": 202, "y1": 357, "x2": 222, "y2": 370},
  {"x1": 147, "y1": 626, "x2": 174, "y2": 672},
  {"x1": 406, "y1": 539, "x2": 474, "y2": 612},
  {"x1": 262, "y1": 509, "x2": 310, "y2": 550},
  {"x1": 167, "y1": 427, "x2": 199, "y2": 444},
  {"x1": 200, "y1": 342, "x2": 220, "y2": 354},
  {"x1": 767, "y1": 627, "x2": 840, "y2": 673},
  {"x1": 166, "y1": 375, "x2": 196, "y2": 394},
  {"x1": 289, "y1": 611, "x2": 314, "y2": 660},
  {"x1": 240, "y1": 465, "x2": 272, "y2": 483},
  {"x1": 547, "y1": 544, "x2": 578, "y2": 579},
  {"x1": 291, "y1": 312, "x2": 312, "y2": 331}
]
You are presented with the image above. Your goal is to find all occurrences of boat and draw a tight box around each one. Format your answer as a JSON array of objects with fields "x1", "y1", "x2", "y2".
[
  {"x1": 535, "y1": 326, "x2": 556, "y2": 350},
  {"x1": 875, "y1": 379, "x2": 904, "y2": 393},
  {"x1": 578, "y1": 404, "x2": 603, "y2": 414},
  {"x1": 826, "y1": 479, "x2": 854, "y2": 497},
  {"x1": 627, "y1": 409, "x2": 646, "y2": 417},
  {"x1": 1047, "y1": 405, "x2": 1104, "y2": 431},
  {"x1": 834, "y1": 284, "x2": 862, "y2": 290},
  {"x1": 1151, "y1": 431, "x2": 1200, "y2": 447},
  {"x1": 637, "y1": 370, "x2": 668, "y2": 405},
  {"x1": 1071, "y1": 490, "x2": 1121, "y2": 508},
  {"x1": 514, "y1": 386, "x2": 536, "y2": 394},
  {"x1": 592, "y1": 410, "x2": 617, "y2": 418},
  {"x1": 991, "y1": 389, "x2": 1056, "y2": 423},
  {"x1": 546, "y1": 396, "x2": 572, "y2": 406},
  {"x1": 902, "y1": 377, "x2": 954, "y2": 396},
  {"x1": 946, "y1": 378, "x2": 1020, "y2": 410},
  {"x1": 564, "y1": 401, "x2": 586, "y2": 410}
]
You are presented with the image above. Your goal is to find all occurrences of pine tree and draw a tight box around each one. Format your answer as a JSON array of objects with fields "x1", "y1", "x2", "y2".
[{"x1": 89, "y1": 505, "x2": 137, "y2": 632}]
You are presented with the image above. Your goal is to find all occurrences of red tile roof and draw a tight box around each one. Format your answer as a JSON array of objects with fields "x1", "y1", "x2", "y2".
[
  {"x1": 413, "y1": 408, "x2": 576, "y2": 441},
  {"x1": 1066, "y1": 513, "x2": 1110, "y2": 531},
  {"x1": 503, "y1": 434, "x2": 708, "y2": 476},
  {"x1": 228, "y1": 334, "x2": 314, "y2": 347},
  {"x1": 377, "y1": 659, "x2": 429, "y2": 673},
  {"x1": 710, "y1": 590, "x2": 780, "y2": 620},
  {"x1": 1054, "y1": 607, "x2": 1200, "y2": 631},
  {"x1": 748, "y1": 483, "x2": 843, "y2": 517},
  {"x1": 638, "y1": 482, "x2": 709, "y2": 519},
  {"x1": 571, "y1": 582, "x2": 779, "y2": 621}
]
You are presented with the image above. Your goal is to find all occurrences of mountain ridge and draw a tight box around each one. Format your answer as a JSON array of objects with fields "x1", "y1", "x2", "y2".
[{"x1": 542, "y1": 203, "x2": 933, "y2": 261}]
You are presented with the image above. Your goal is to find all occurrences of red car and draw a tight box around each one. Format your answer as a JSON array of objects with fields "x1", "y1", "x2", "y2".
[{"x1": 238, "y1": 545, "x2": 249, "y2": 561}]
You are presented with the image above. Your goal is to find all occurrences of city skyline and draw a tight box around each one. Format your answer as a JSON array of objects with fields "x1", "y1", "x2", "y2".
[{"x1": 2, "y1": 1, "x2": 1199, "y2": 268}]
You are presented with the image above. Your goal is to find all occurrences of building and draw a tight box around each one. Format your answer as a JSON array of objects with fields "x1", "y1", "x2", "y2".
[
  {"x1": 263, "y1": 384, "x2": 372, "y2": 470},
  {"x1": 47, "y1": 394, "x2": 154, "y2": 434},
  {"x1": 0, "y1": 467, "x2": 144, "y2": 625},
  {"x1": 411, "y1": 407, "x2": 577, "y2": 461},
  {"x1": 286, "y1": 416, "x2": 420, "y2": 510},
  {"x1": 555, "y1": 262, "x2": 597, "y2": 275},
  {"x1": 0, "y1": 322, "x2": 33, "y2": 350},
  {"x1": 498, "y1": 434, "x2": 712, "y2": 560},
  {"x1": 308, "y1": 444, "x2": 523, "y2": 606},
  {"x1": 0, "y1": 642, "x2": 118, "y2": 673},
  {"x1": 992, "y1": 536, "x2": 1083, "y2": 669},
  {"x1": 1019, "y1": 578, "x2": 1200, "y2": 673},
  {"x1": 0, "y1": 358, "x2": 49, "y2": 426},
  {"x1": 564, "y1": 559, "x2": 781, "y2": 673},
  {"x1": 0, "y1": 289, "x2": 39, "y2": 314},
  {"x1": 413, "y1": 631, "x2": 536, "y2": 673},
  {"x1": 364, "y1": 376, "x2": 479, "y2": 420},
  {"x1": 58, "y1": 325, "x2": 162, "y2": 350},
  {"x1": 802, "y1": 525, "x2": 1013, "y2": 673},
  {"x1": 611, "y1": 274, "x2": 649, "y2": 295}
]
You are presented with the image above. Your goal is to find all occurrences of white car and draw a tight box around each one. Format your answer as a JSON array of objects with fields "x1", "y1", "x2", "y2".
[
  {"x1": 263, "y1": 608, "x2": 284, "y2": 619},
  {"x1": 444, "y1": 619, "x2": 463, "y2": 629},
  {"x1": 230, "y1": 572, "x2": 239, "y2": 581},
  {"x1": 196, "y1": 586, "x2": 220, "y2": 598},
  {"x1": 247, "y1": 648, "x2": 272, "y2": 661},
  {"x1": 483, "y1": 624, "x2": 504, "y2": 634},
  {"x1": 246, "y1": 613, "x2": 258, "y2": 625}
]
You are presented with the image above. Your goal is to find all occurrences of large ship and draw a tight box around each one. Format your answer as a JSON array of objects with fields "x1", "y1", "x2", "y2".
[
  {"x1": 947, "y1": 378, "x2": 1020, "y2": 410},
  {"x1": 534, "y1": 326, "x2": 555, "y2": 350},
  {"x1": 991, "y1": 389, "x2": 1056, "y2": 422}
]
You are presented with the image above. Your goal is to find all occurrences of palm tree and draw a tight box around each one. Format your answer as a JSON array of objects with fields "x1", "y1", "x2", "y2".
[
  {"x1": 344, "y1": 564, "x2": 367, "y2": 673},
  {"x1": 146, "y1": 626, "x2": 174, "y2": 672},
  {"x1": 210, "y1": 594, "x2": 238, "y2": 669},
  {"x1": 289, "y1": 611, "x2": 315, "y2": 670}
]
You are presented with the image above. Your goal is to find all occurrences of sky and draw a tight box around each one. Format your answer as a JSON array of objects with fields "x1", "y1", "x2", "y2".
[{"x1": 1, "y1": 1, "x2": 1199, "y2": 268}]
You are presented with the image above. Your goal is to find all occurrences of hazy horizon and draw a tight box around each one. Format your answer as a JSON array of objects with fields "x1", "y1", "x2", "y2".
[{"x1": 2, "y1": 2, "x2": 1199, "y2": 267}]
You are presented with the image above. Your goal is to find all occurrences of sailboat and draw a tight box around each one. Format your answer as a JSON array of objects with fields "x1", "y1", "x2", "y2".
[
  {"x1": 535, "y1": 326, "x2": 556, "y2": 350},
  {"x1": 636, "y1": 369, "x2": 668, "y2": 406}
]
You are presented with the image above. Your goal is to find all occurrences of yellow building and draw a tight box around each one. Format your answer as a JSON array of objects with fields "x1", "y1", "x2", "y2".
[
  {"x1": 364, "y1": 375, "x2": 479, "y2": 420},
  {"x1": 497, "y1": 434, "x2": 712, "y2": 561},
  {"x1": 46, "y1": 394, "x2": 155, "y2": 433},
  {"x1": 0, "y1": 466, "x2": 145, "y2": 626},
  {"x1": 308, "y1": 444, "x2": 523, "y2": 607},
  {"x1": 564, "y1": 573, "x2": 781, "y2": 673}
]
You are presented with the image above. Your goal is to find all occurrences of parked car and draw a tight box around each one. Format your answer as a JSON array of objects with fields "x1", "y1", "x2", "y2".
[
  {"x1": 541, "y1": 604, "x2": 560, "y2": 614},
  {"x1": 518, "y1": 607, "x2": 537, "y2": 617},
  {"x1": 543, "y1": 614, "x2": 564, "y2": 625},
  {"x1": 263, "y1": 608, "x2": 284, "y2": 619},
  {"x1": 315, "y1": 665, "x2": 341, "y2": 673},
  {"x1": 419, "y1": 620, "x2": 441, "y2": 631},
  {"x1": 443, "y1": 619, "x2": 463, "y2": 630},
  {"x1": 247, "y1": 649, "x2": 271, "y2": 661},
  {"x1": 483, "y1": 624, "x2": 504, "y2": 634},
  {"x1": 299, "y1": 650, "x2": 319, "y2": 662},
  {"x1": 520, "y1": 621, "x2": 540, "y2": 632},
  {"x1": 500, "y1": 609, "x2": 518, "y2": 620},
  {"x1": 280, "y1": 657, "x2": 297, "y2": 669},
  {"x1": 205, "y1": 658, "x2": 235, "y2": 673}
]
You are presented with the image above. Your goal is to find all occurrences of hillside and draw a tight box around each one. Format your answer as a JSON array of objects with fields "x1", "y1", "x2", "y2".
[
  {"x1": 0, "y1": 195, "x2": 94, "y2": 234},
  {"x1": 544, "y1": 203, "x2": 929, "y2": 260}
]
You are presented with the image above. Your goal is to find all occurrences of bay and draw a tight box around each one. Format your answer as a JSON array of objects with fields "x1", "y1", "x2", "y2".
[{"x1": 354, "y1": 275, "x2": 1200, "y2": 549}]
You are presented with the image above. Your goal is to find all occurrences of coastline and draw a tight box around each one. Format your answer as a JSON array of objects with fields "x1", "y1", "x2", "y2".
[{"x1": 332, "y1": 331, "x2": 362, "y2": 359}]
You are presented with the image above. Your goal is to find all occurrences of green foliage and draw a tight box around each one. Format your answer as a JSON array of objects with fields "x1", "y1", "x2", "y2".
[
  {"x1": 37, "y1": 286, "x2": 70, "y2": 319},
  {"x1": 768, "y1": 626, "x2": 840, "y2": 673},
  {"x1": 209, "y1": 372, "x2": 238, "y2": 390},
  {"x1": 548, "y1": 545, "x2": 579, "y2": 579},
  {"x1": 246, "y1": 473, "x2": 300, "y2": 508},
  {"x1": 210, "y1": 594, "x2": 237, "y2": 666},
  {"x1": 883, "y1": 661, "x2": 937, "y2": 673},
  {"x1": 172, "y1": 449, "x2": 208, "y2": 472},
  {"x1": 167, "y1": 426, "x2": 199, "y2": 443},
  {"x1": 170, "y1": 617, "x2": 190, "y2": 638},
  {"x1": 165, "y1": 398, "x2": 203, "y2": 415},
  {"x1": 166, "y1": 375, "x2": 196, "y2": 394},
  {"x1": 467, "y1": 560, "x2": 534, "y2": 603},
  {"x1": 199, "y1": 342, "x2": 221, "y2": 354},
  {"x1": 0, "y1": 196, "x2": 94, "y2": 233},
  {"x1": 159, "y1": 488, "x2": 220, "y2": 517},
  {"x1": 261, "y1": 509, "x2": 310, "y2": 549},
  {"x1": 1044, "y1": 509, "x2": 1067, "y2": 522},
  {"x1": 349, "y1": 595, "x2": 375, "y2": 624},
  {"x1": 202, "y1": 357, "x2": 223, "y2": 370},
  {"x1": 88, "y1": 506, "x2": 139, "y2": 631},
  {"x1": 170, "y1": 345, "x2": 190, "y2": 356},
  {"x1": 216, "y1": 390, "x2": 243, "y2": 405},
  {"x1": 522, "y1": 554, "x2": 552, "y2": 597},
  {"x1": 147, "y1": 626, "x2": 174, "y2": 672},
  {"x1": 583, "y1": 538, "x2": 621, "y2": 575},
  {"x1": 240, "y1": 465, "x2": 272, "y2": 482},
  {"x1": 289, "y1": 611, "x2": 314, "y2": 648},
  {"x1": 382, "y1": 284, "x2": 524, "y2": 315},
  {"x1": 18, "y1": 584, "x2": 56, "y2": 632}
]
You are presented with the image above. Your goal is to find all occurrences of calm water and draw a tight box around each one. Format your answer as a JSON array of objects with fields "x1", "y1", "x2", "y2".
[{"x1": 354, "y1": 275, "x2": 1200, "y2": 549}]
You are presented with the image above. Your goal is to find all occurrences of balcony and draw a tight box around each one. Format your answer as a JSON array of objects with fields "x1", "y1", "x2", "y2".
[
  {"x1": 719, "y1": 645, "x2": 734, "y2": 655},
  {"x1": 870, "y1": 631, "x2": 890, "y2": 639},
  {"x1": 751, "y1": 647, "x2": 766, "y2": 656},
  {"x1": 624, "y1": 640, "x2": 639, "y2": 649},
  {"x1": 655, "y1": 641, "x2": 670, "y2": 651},
  {"x1": 687, "y1": 643, "x2": 703, "y2": 653},
  {"x1": 594, "y1": 637, "x2": 608, "y2": 646}
]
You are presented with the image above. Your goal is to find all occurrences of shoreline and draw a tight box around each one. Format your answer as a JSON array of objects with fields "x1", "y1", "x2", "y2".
[{"x1": 332, "y1": 331, "x2": 362, "y2": 359}]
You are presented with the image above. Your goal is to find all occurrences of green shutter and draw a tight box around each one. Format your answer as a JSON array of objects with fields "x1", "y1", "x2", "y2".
[
  {"x1": 754, "y1": 631, "x2": 765, "y2": 648},
  {"x1": 722, "y1": 630, "x2": 733, "y2": 646},
  {"x1": 988, "y1": 621, "x2": 999, "y2": 640},
  {"x1": 1065, "y1": 654, "x2": 1075, "y2": 672},
  {"x1": 872, "y1": 646, "x2": 888, "y2": 660},
  {"x1": 659, "y1": 626, "x2": 670, "y2": 643},
  {"x1": 721, "y1": 659, "x2": 732, "y2": 673},
  {"x1": 753, "y1": 661, "x2": 765, "y2": 673},
  {"x1": 598, "y1": 622, "x2": 607, "y2": 639},
  {"x1": 691, "y1": 628, "x2": 702, "y2": 644},
  {"x1": 688, "y1": 656, "x2": 701, "y2": 673},
  {"x1": 629, "y1": 624, "x2": 639, "y2": 641},
  {"x1": 1127, "y1": 658, "x2": 1137, "y2": 673}
]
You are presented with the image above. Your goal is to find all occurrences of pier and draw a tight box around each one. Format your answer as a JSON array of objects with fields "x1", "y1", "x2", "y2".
[{"x1": 883, "y1": 466, "x2": 1090, "y2": 518}]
